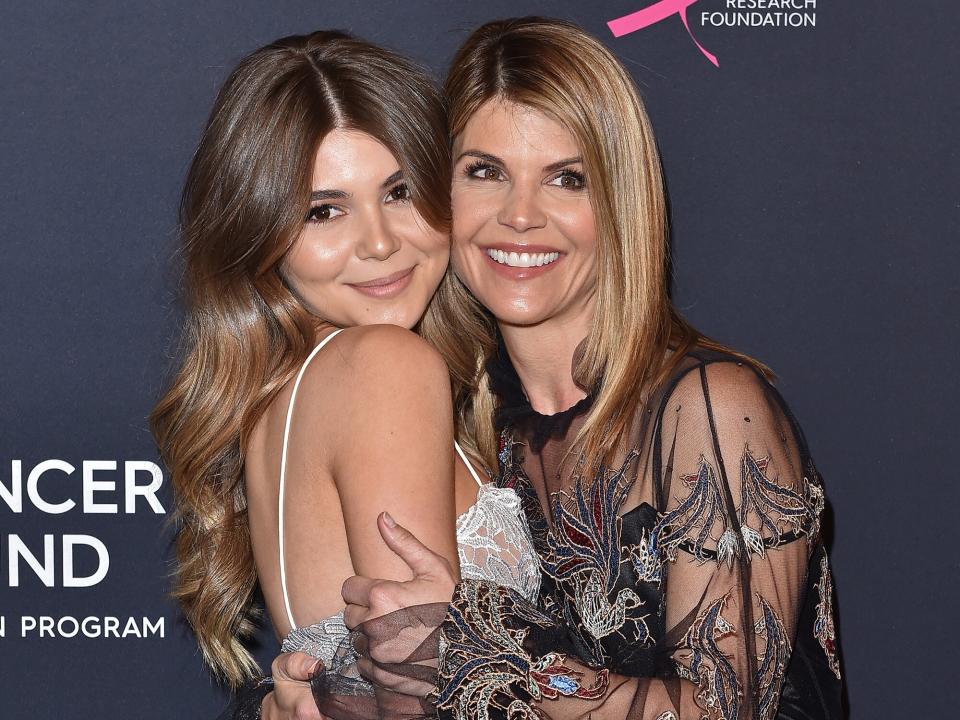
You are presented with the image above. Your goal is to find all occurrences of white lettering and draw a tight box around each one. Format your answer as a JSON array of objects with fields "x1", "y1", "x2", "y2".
[
  {"x1": 143, "y1": 616, "x2": 164, "y2": 637},
  {"x1": 83, "y1": 461, "x2": 118, "y2": 513},
  {"x1": 0, "y1": 460, "x2": 22, "y2": 512},
  {"x1": 19, "y1": 615, "x2": 166, "y2": 638},
  {"x1": 58, "y1": 616, "x2": 79, "y2": 638},
  {"x1": 124, "y1": 461, "x2": 165, "y2": 514},
  {"x1": 62, "y1": 534, "x2": 109, "y2": 587},
  {"x1": 39, "y1": 616, "x2": 54, "y2": 637},
  {"x1": 104, "y1": 616, "x2": 120, "y2": 637},
  {"x1": 8, "y1": 534, "x2": 54, "y2": 587},
  {"x1": 122, "y1": 617, "x2": 142, "y2": 638},
  {"x1": 28, "y1": 460, "x2": 75, "y2": 514}
]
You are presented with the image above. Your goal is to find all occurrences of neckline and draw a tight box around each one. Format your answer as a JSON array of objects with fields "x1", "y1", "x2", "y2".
[{"x1": 486, "y1": 332, "x2": 594, "y2": 452}]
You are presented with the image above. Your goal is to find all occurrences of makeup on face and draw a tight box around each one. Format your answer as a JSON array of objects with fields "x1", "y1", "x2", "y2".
[
  {"x1": 283, "y1": 129, "x2": 448, "y2": 329},
  {"x1": 450, "y1": 100, "x2": 597, "y2": 329}
]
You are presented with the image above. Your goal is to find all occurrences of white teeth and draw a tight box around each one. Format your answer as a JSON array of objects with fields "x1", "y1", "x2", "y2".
[{"x1": 486, "y1": 249, "x2": 560, "y2": 268}]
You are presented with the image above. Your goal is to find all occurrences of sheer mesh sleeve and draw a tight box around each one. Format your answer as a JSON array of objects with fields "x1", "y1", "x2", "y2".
[
  {"x1": 429, "y1": 359, "x2": 841, "y2": 720},
  {"x1": 333, "y1": 355, "x2": 842, "y2": 719}
]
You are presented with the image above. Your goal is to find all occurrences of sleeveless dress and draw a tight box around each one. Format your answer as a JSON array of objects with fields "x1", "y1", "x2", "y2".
[{"x1": 273, "y1": 329, "x2": 540, "y2": 664}]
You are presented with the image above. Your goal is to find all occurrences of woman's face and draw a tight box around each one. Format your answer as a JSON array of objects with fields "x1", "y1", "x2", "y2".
[
  {"x1": 451, "y1": 100, "x2": 596, "y2": 329},
  {"x1": 283, "y1": 129, "x2": 448, "y2": 329}
]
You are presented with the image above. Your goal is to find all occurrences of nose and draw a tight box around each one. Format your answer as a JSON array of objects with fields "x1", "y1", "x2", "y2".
[
  {"x1": 497, "y1": 184, "x2": 547, "y2": 233},
  {"x1": 356, "y1": 209, "x2": 401, "y2": 261}
]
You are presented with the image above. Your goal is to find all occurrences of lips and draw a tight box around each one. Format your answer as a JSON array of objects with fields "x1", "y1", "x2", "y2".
[
  {"x1": 486, "y1": 248, "x2": 560, "y2": 268},
  {"x1": 350, "y1": 267, "x2": 414, "y2": 287},
  {"x1": 480, "y1": 244, "x2": 563, "y2": 280},
  {"x1": 347, "y1": 266, "x2": 416, "y2": 298}
]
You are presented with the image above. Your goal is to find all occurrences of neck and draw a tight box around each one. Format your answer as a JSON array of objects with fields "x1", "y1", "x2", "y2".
[{"x1": 498, "y1": 311, "x2": 593, "y2": 416}]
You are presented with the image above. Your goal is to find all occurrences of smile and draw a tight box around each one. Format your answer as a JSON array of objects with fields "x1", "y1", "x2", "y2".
[
  {"x1": 347, "y1": 266, "x2": 415, "y2": 298},
  {"x1": 485, "y1": 249, "x2": 560, "y2": 268}
]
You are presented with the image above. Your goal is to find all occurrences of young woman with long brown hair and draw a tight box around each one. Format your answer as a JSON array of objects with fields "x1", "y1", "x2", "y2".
[
  {"x1": 152, "y1": 30, "x2": 540, "y2": 713},
  {"x1": 269, "y1": 17, "x2": 843, "y2": 720}
]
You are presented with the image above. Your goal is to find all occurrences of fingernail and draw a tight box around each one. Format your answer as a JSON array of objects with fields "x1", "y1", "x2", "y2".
[{"x1": 382, "y1": 511, "x2": 396, "y2": 528}]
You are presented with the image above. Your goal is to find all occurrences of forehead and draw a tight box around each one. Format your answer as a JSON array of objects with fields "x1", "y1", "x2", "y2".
[
  {"x1": 311, "y1": 129, "x2": 399, "y2": 188},
  {"x1": 456, "y1": 100, "x2": 580, "y2": 160}
]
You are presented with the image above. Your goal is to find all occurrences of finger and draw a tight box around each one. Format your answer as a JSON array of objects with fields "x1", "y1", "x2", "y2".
[
  {"x1": 377, "y1": 511, "x2": 450, "y2": 578},
  {"x1": 356, "y1": 656, "x2": 436, "y2": 697},
  {"x1": 343, "y1": 602, "x2": 368, "y2": 630},
  {"x1": 272, "y1": 651, "x2": 323, "y2": 683},
  {"x1": 261, "y1": 692, "x2": 277, "y2": 720},
  {"x1": 341, "y1": 574, "x2": 377, "y2": 607}
]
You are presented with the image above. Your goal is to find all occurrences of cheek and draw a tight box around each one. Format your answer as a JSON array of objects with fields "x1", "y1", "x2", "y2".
[
  {"x1": 416, "y1": 227, "x2": 451, "y2": 264},
  {"x1": 451, "y1": 187, "x2": 494, "y2": 239},
  {"x1": 284, "y1": 231, "x2": 351, "y2": 289},
  {"x1": 450, "y1": 226, "x2": 476, "y2": 277},
  {"x1": 556, "y1": 203, "x2": 597, "y2": 259}
]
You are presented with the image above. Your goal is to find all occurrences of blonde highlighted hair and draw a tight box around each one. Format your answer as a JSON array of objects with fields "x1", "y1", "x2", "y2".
[
  {"x1": 432, "y1": 17, "x2": 764, "y2": 473},
  {"x1": 151, "y1": 31, "x2": 450, "y2": 685}
]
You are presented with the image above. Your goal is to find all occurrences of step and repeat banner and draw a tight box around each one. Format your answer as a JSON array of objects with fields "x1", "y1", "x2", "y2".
[{"x1": 1, "y1": 2, "x2": 955, "y2": 718}]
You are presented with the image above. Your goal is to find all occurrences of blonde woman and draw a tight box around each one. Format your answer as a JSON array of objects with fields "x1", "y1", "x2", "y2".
[
  {"x1": 270, "y1": 17, "x2": 843, "y2": 720},
  {"x1": 152, "y1": 31, "x2": 540, "y2": 718}
]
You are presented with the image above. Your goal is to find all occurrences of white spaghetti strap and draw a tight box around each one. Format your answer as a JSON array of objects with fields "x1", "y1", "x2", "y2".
[
  {"x1": 278, "y1": 328, "x2": 344, "y2": 632},
  {"x1": 454, "y1": 441, "x2": 484, "y2": 487}
]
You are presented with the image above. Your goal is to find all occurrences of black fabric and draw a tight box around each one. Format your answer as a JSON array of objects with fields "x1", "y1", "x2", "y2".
[
  {"x1": 217, "y1": 677, "x2": 274, "y2": 720},
  {"x1": 324, "y1": 343, "x2": 844, "y2": 719}
]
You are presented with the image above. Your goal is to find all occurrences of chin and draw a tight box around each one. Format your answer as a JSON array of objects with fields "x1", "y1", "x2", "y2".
[
  {"x1": 480, "y1": 298, "x2": 551, "y2": 328},
  {"x1": 364, "y1": 306, "x2": 424, "y2": 329}
]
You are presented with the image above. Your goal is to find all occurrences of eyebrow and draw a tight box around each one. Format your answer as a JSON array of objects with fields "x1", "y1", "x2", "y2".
[
  {"x1": 380, "y1": 170, "x2": 403, "y2": 189},
  {"x1": 457, "y1": 150, "x2": 583, "y2": 173},
  {"x1": 309, "y1": 170, "x2": 404, "y2": 202},
  {"x1": 310, "y1": 189, "x2": 349, "y2": 201},
  {"x1": 543, "y1": 156, "x2": 583, "y2": 173}
]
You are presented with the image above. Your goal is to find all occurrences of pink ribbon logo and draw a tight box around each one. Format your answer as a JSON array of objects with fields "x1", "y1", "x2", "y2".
[{"x1": 608, "y1": 0, "x2": 718, "y2": 67}]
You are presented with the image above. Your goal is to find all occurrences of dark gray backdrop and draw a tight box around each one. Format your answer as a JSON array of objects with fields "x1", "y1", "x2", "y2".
[{"x1": 1, "y1": 1, "x2": 956, "y2": 717}]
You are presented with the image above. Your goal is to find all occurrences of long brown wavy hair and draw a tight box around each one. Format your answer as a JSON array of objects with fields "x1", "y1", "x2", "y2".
[
  {"x1": 425, "y1": 18, "x2": 766, "y2": 473},
  {"x1": 151, "y1": 31, "x2": 450, "y2": 685}
]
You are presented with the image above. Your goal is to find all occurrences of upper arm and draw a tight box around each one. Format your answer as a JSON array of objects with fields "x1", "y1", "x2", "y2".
[
  {"x1": 325, "y1": 325, "x2": 459, "y2": 583},
  {"x1": 654, "y1": 361, "x2": 822, "y2": 713}
]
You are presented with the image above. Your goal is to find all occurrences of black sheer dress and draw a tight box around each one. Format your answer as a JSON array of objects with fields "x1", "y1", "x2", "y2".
[{"x1": 330, "y1": 343, "x2": 844, "y2": 720}]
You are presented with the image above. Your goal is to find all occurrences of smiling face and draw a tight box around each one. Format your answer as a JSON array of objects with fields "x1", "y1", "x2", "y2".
[
  {"x1": 451, "y1": 100, "x2": 597, "y2": 331},
  {"x1": 283, "y1": 129, "x2": 449, "y2": 329}
]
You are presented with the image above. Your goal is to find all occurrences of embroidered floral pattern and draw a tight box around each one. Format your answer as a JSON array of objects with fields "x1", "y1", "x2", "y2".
[
  {"x1": 655, "y1": 454, "x2": 730, "y2": 564},
  {"x1": 530, "y1": 652, "x2": 610, "y2": 700},
  {"x1": 628, "y1": 527, "x2": 663, "y2": 585},
  {"x1": 738, "y1": 447, "x2": 811, "y2": 557},
  {"x1": 430, "y1": 353, "x2": 843, "y2": 720},
  {"x1": 814, "y1": 554, "x2": 842, "y2": 679},
  {"x1": 675, "y1": 593, "x2": 741, "y2": 720},
  {"x1": 655, "y1": 446, "x2": 817, "y2": 568},
  {"x1": 437, "y1": 580, "x2": 553, "y2": 720},
  {"x1": 754, "y1": 594, "x2": 790, "y2": 720},
  {"x1": 543, "y1": 452, "x2": 652, "y2": 646}
]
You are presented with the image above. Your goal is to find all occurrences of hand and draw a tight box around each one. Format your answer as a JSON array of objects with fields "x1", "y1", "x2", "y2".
[
  {"x1": 340, "y1": 512, "x2": 457, "y2": 696},
  {"x1": 341, "y1": 512, "x2": 457, "y2": 629},
  {"x1": 261, "y1": 652, "x2": 324, "y2": 720}
]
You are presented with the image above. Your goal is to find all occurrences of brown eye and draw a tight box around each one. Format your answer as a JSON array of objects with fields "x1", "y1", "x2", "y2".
[
  {"x1": 465, "y1": 161, "x2": 504, "y2": 181},
  {"x1": 305, "y1": 204, "x2": 344, "y2": 223},
  {"x1": 549, "y1": 169, "x2": 586, "y2": 191},
  {"x1": 386, "y1": 183, "x2": 411, "y2": 202}
]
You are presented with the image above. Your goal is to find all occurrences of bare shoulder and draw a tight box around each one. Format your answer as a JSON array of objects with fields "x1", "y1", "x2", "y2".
[
  {"x1": 333, "y1": 324, "x2": 448, "y2": 377},
  {"x1": 292, "y1": 325, "x2": 451, "y2": 438},
  {"x1": 294, "y1": 325, "x2": 448, "y2": 391}
]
